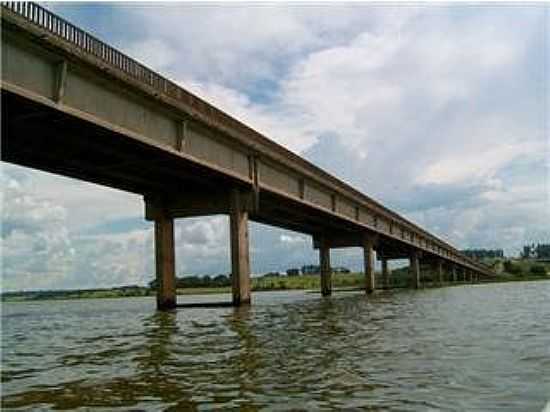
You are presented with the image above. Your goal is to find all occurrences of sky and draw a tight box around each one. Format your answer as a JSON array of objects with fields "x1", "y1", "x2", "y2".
[{"x1": 1, "y1": 2, "x2": 549, "y2": 291}]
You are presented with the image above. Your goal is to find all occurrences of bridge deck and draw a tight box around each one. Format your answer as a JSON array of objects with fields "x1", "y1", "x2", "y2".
[{"x1": 1, "y1": 2, "x2": 493, "y2": 307}]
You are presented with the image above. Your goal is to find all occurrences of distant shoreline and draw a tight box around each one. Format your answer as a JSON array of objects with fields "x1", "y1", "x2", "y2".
[{"x1": 2, "y1": 270, "x2": 549, "y2": 303}]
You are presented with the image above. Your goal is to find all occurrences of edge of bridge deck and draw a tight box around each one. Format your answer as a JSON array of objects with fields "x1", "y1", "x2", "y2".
[{"x1": 0, "y1": 1, "x2": 495, "y2": 286}]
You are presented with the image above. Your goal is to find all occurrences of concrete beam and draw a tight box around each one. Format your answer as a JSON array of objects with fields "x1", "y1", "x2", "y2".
[
  {"x1": 154, "y1": 211, "x2": 176, "y2": 310},
  {"x1": 0, "y1": 4, "x2": 495, "y2": 282},
  {"x1": 319, "y1": 239, "x2": 332, "y2": 297},
  {"x1": 145, "y1": 191, "x2": 254, "y2": 220},
  {"x1": 230, "y1": 189, "x2": 251, "y2": 306},
  {"x1": 312, "y1": 232, "x2": 378, "y2": 250},
  {"x1": 364, "y1": 235, "x2": 376, "y2": 294}
]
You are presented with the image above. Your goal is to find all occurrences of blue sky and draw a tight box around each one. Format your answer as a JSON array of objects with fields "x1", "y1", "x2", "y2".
[{"x1": 1, "y1": 3, "x2": 549, "y2": 291}]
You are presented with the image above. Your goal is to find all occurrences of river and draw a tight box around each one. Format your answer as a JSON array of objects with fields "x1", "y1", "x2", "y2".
[{"x1": 2, "y1": 281, "x2": 549, "y2": 411}]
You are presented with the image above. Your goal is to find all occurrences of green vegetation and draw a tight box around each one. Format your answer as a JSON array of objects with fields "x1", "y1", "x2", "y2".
[
  {"x1": 253, "y1": 273, "x2": 364, "y2": 291},
  {"x1": 484, "y1": 257, "x2": 550, "y2": 281},
  {"x1": 3, "y1": 258, "x2": 548, "y2": 303},
  {"x1": 1, "y1": 286, "x2": 152, "y2": 302}
]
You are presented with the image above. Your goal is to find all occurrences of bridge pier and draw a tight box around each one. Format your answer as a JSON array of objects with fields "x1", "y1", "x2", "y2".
[
  {"x1": 452, "y1": 265, "x2": 457, "y2": 282},
  {"x1": 437, "y1": 259, "x2": 444, "y2": 286},
  {"x1": 364, "y1": 235, "x2": 375, "y2": 293},
  {"x1": 1, "y1": 3, "x2": 495, "y2": 310},
  {"x1": 410, "y1": 251, "x2": 421, "y2": 289},
  {"x1": 319, "y1": 240, "x2": 332, "y2": 296},
  {"x1": 154, "y1": 211, "x2": 176, "y2": 311},
  {"x1": 230, "y1": 189, "x2": 251, "y2": 306},
  {"x1": 381, "y1": 258, "x2": 391, "y2": 288}
]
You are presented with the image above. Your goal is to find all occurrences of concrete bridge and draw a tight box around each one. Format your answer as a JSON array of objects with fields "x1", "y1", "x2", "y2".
[{"x1": 1, "y1": 3, "x2": 494, "y2": 310}]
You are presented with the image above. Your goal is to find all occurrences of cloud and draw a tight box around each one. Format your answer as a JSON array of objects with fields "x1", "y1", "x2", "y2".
[
  {"x1": 1, "y1": 4, "x2": 548, "y2": 290},
  {"x1": 1, "y1": 165, "x2": 74, "y2": 290}
]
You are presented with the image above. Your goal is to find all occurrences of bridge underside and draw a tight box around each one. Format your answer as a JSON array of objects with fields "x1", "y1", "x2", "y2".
[
  {"x1": 1, "y1": 3, "x2": 493, "y2": 310},
  {"x1": 2, "y1": 90, "x2": 417, "y2": 260},
  {"x1": 2, "y1": 88, "x2": 483, "y2": 308}
]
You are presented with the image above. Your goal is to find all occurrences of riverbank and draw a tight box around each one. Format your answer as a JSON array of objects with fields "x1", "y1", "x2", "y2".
[{"x1": 2, "y1": 269, "x2": 549, "y2": 303}]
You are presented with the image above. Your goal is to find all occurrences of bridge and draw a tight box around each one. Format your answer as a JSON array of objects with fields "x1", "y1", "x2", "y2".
[{"x1": 1, "y1": 3, "x2": 494, "y2": 310}]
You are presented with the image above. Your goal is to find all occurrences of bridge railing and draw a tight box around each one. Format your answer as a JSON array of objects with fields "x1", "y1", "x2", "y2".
[
  {"x1": 2, "y1": 2, "x2": 168, "y2": 91},
  {"x1": 1, "y1": 2, "x2": 494, "y2": 276}
]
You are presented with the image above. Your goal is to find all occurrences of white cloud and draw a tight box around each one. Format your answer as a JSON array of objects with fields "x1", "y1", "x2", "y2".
[
  {"x1": 1, "y1": 5, "x2": 548, "y2": 290},
  {"x1": 280, "y1": 234, "x2": 307, "y2": 244}
]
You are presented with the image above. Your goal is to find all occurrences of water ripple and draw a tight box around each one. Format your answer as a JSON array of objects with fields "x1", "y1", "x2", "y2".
[{"x1": 2, "y1": 283, "x2": 550, "y2": 411}]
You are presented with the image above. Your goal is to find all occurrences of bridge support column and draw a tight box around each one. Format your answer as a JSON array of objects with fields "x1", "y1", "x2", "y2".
[
  {"x1": 154, "y1": 212, "x2": 176, "y2": 311},
  {"x1": 230, "y1": 189, "x2": 251, "y2": 306},
  {"x1": 382, "y1": 258, "x2": 390, "y2": 289},
  {"x1": 410, "y1": 251, "x2": 421, "y2": 289},
  {"x1": 319, "y1": 240, "x2": 332, "y2": 296},
  {"x1": 363, "y1": 235, "x2": 375, "y2": 293},
  {"x1": 437, "y1": 259, "x2": 444, "y2": 286},
  {"x1": 452, "y1": 266, "x2": 457, "y2": 282}
]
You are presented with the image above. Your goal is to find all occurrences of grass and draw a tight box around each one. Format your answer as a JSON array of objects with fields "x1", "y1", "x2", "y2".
[{"x1": 3, "y1": 259, "x2": 549, "y2": 302}]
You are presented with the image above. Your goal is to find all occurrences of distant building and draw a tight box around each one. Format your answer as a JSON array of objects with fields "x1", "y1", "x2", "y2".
[
  {"x1": 461, "y1": 249, "x2": 504, "y2": 260},
  {"x1": 523, "y1": 245, "x2": 536, "y2": 259},
  {"x1": 522, "y1": 243, "x2": 550, "y2": 260},
  {"x1": 537, "y1": 244, "x2": 550, "y2": 259},
  {"x1": 286, "y1": 268, "x2": 300, "y2": 276}
]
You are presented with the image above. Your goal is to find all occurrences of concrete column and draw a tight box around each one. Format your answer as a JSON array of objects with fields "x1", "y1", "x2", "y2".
[
  {"x1": 382, "y1": 258, "x2": 390, "y2": 289},
  {"x1": 410, "y1": 251, "x2": 421, "y2": 289},
  {"x1": 154, "y1": 212, "x2": 176, "y2": 310},
  {"x1": 437, "y1": 259, "x2": 444, "y2": 286},
  {"x1": 319, "y1": 240, "x2": 332, "y2": 296},
  {"x1": 230, "y1": 189, "x2": 251, "y2": 306},
  {"x1": 363, "y1": 236, "x2": 375, "y2": 293},
  {"x1": 452, "y1": 265, "x2": 457, "y2": 282}
]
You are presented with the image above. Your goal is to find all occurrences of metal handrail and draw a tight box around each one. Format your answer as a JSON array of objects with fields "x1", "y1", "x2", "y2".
[
  {"x1": 1, "y1": 2, "x2": 493, "y2": 275},
  {"x1": 1, "y1": 2, "x2": 219, "y2": 123}
]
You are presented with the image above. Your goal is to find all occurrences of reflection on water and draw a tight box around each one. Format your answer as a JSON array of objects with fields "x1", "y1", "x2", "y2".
[{"x1": 2, "y1": 283, "x2": 550, "y2": 411}]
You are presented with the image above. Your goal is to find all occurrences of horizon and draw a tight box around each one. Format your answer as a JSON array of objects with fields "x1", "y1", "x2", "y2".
[{"x1": 1, "y1": 3, "x2": 549, "y2": 292}]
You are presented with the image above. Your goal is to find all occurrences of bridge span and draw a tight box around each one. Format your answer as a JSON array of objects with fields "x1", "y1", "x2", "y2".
[{"x1": 1, "y1": 3, "x2": 494, "y2": 309}]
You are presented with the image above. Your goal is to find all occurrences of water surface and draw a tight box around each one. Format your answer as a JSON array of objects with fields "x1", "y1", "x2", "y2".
[{"x1": 2, "y1": 282, "x2": 550, "y2": 411}]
